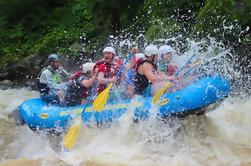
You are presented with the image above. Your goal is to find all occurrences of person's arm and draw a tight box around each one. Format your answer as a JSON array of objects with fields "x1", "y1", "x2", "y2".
[
  {"x1": 97, "y1": 72, "x2": 116, "y2": 84},
  {"x1": 81, "y1": 72, "x2": 98, "y2": 88},
  {"x1": 142, "y1": 63, "x2": 173, "y2": 82},
  {"x1": 70, "y1": 71, "x2": 82, "y2": 80},
  {"x1": 58, "y1": 66, "x2": 72, "y2": 78}
]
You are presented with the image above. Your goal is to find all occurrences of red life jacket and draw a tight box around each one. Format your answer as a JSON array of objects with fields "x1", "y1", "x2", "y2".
[
  {"x1": 166, "y1": 64, "x2": 178, "y2": 76},
  {"x1": 70, "y1": 71, "x2": 82, "y2": 80},
  {"x1": 113, "y1": 57, "x2": 123, "y2": 84},
  {"x1": 94, "y1": 60, "x2": 121, "y2": 94}
]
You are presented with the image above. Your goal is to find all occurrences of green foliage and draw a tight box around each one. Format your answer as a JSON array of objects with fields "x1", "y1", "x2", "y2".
[
  {"x1": 0, "y1": 0, "x2": 250, "y2": 70},
  {"x1": 191, "y1": 0, "x2": 251, "y2": 45},
  {"x1": 143, "y1": 0, "x2": 204, "y2": 43},
  {"x1": 194, "y1": 1, "x2": 236, "y2": 33},
  {"x1": 143, "y1": 0, "x2": 204, "y2": 21},
  {"x1": 0, "y1": 0, "x2": 97, "y2": 68},
  {"x1": 145, "y1": 17, "x2": 182, "y2": 41},
  {"x1": 84, "y1": 0, "x2": 145, "y2": 33}
]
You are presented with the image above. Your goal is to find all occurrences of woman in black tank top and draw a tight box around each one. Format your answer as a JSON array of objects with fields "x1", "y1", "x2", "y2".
[
  {"x1": 133, "y1": 45, "x2": 174, "y2": 96},
  {"x1": 134, "y1": 60, "x2": 157, "y2": 95}
]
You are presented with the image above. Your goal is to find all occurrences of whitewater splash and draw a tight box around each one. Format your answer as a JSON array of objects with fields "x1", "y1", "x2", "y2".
[{"x1": 0, "y1": 88, "x2": 251, "y2": 165}]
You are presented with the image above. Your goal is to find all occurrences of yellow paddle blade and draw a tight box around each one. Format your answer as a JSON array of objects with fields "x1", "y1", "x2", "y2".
[
  {"x1": 152, "y1": 82, "x2": 173, "y2": 104},
  {"x1": 63, "y1": 118, "x2": 81, "y2": 150},
  {"x1": 93, "y1": 83, "x2": 113, "y2": 112}
]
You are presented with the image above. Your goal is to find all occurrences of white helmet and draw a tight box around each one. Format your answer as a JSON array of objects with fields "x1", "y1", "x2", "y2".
[
  {"x1": 144, "y1": 45, "x2": 159, "y2": 57},
  {"x1": 82, "y1": 62, "x2": 95, "y2": 73},
  {"x1": 103, "y1": 46, "x2": 116, "y2": 55},
  {"x1": 159, "y1": 45, "x2": 174, "y2": 55},
  {"x1": 135, "y1": 53, "x2": 145, "y2": 61}
]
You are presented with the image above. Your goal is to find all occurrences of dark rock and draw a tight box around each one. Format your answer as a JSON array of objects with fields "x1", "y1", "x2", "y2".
[
  {"x1": 23, "y1": 54, "x2": 46, "y2": 67},
  {"x1": 0, "y1": 53, "x2": 84, "y2": 85},
  {"x1": 0, "y1": 63, "x2": 26, "y2": 81},
  {"x1": 0, "y1": 54, "x2": 48, "y2": 82},
  {"x1": 0, "y1": 72, "x2": 9, "y2": 78},
  {"x1": 0, "y1": 80, "x2": 14, "y2": 89}
]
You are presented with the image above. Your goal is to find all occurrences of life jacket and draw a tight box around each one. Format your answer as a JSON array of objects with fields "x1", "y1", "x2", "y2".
[
  {"x1": 36, "y1": 67, "x2": 61, "y2": 94},
  {"x1": 158, "y1": 61, "x2": 167, "y2": 73},
  {"x1": 113, "y1": 57, "x2": 123, "y2": 84},
  {"x1": 158, "y1": 60, "x2": 178, "y2": 76},
  {"x1": 64, "y1": 72, "x2": 90, "y2": 106},
  {"x1": 166, "y1": 64, "x2": 178, "y2": 76},
  {"x1": 113, "y1": 57, "x2": 123, "y2": 71},
  {"x1": 134, "y1": 59, "x2": 157, "y2": 95},
  {"x1": 94, "y1": 60, "x2": 120, "y2": 94}
]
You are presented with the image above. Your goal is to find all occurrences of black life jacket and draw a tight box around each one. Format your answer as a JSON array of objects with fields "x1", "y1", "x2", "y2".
[
  {"x1": 64, "y1": 74, "x2": 89, "y2": 107},
  {"x1": 134, "y1": 59, "x2": 157, "y2": 95}
]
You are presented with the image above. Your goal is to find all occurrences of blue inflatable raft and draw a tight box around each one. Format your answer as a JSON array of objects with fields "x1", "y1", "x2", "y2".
[{"x1": 14, "y1": 76, "x2": 230, "y2": 131}]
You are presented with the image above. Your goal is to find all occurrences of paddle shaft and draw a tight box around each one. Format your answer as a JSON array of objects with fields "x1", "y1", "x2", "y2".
[
  {"x1": 174, "y1": 54, "x2": 195, "y2": 77},
  {"x1": 63, "y1": 86, "x2": 95, "y2": 149},
  {"x1": 152, "y1": 54, "x2": 196, "y2": 104},
  {"x1": 82, "y1": 89, "x2": 95, "y2": 113},
  {"x1": 115, "y1": 53, "x2": 133, "y2": 78},
  {"x1": 93, "y1": 52, "x2": 134, "y2": 111},
  {"x1": 183, "y1": 66, "x2": 197, "y2": 77}
]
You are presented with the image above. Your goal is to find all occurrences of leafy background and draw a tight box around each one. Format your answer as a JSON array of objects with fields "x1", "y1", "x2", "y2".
[{"x1": 0, "y1": 0, "x2": 250, "y2": 78}]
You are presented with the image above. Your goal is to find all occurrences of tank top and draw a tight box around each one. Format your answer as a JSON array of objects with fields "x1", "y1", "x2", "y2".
[{"x1": 134, "y1": 60, "x2": 157, "y2": 95}]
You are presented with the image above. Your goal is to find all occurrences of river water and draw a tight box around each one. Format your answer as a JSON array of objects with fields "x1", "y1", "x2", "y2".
[{"x1": 0, "y1": 88, "x2": 250, "y2": 166}]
